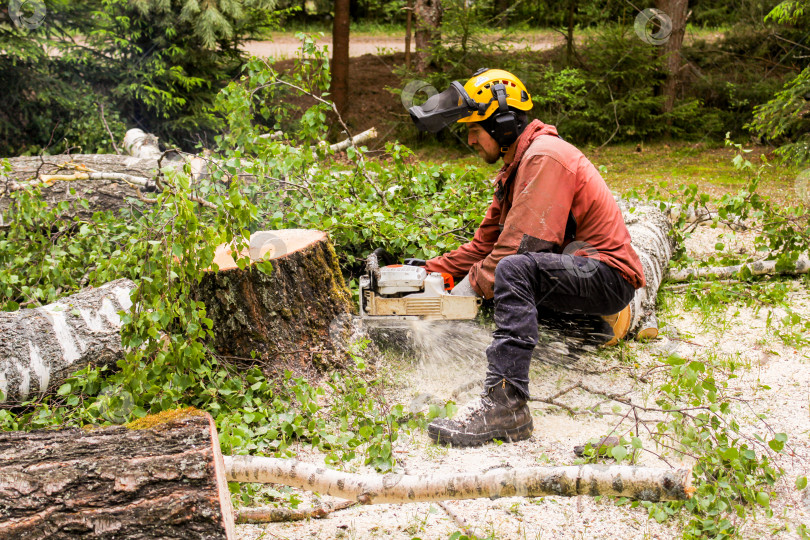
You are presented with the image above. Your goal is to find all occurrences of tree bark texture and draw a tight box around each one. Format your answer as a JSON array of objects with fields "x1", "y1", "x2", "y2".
[
  {"x1": 0, "y1": 279, "x2": 134, "y2": 404},
  {"x1": 197, "y1": 230, "x2": 355, "y2": 369},
  {"x1": 0, "y1": 408, "x2": 235, "y2": 539},
  {"x1": 656, "y1": 0, "x2": 689, "y2": 114},
  {"x1": 405, "y1": 0, "x2": 413, "y2": 68},
  {"x1": 224, "y1": 456, "x2": 694, "y2": 503},
  {"x1": 1, "y1": 155, "x2": 160, "y2": 217},
  {"x1": 414, "y1": 0, "x2": 442, "y2": 73},
  {"x1": 330, "y1": 0, "x2": 351, "y2": 116},
  {"x1": 620, "y1": 201, "x2": 674, "y2": 339}
]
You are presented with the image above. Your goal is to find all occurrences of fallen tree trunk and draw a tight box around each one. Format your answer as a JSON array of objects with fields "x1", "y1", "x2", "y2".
[
  {"x1": 620, "y1": 201, "x2": 674, "y2": 340},
  {"x1": 0, "y1": 229, "x2": 354, "y2": 402},
  {"x1": 0, "y1": 155, "x2": 161, "y2": 217},
  {"x1": 198, "y1": 229, "x2": 355, "y2": 368},
  {"x1": 0, "y1": 279, "x2": 134, "y2": 403},
  {"x1": 667, "y1": 254, "x2": 810, "y2": 282},
  {"x1": 223, "y1": 456, "x2": 693, "y2": 503},
  {"x1": 1, "y1": 129, "x2": 378, "y2": 219},
  {"x1": 0, "y1": 408, "x2": 235, "y2": 539}
]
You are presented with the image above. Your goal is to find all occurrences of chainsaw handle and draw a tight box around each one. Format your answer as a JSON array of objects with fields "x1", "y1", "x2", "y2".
[{"x1": 403, "y1": 258, "x2": 426, "y2": 266}]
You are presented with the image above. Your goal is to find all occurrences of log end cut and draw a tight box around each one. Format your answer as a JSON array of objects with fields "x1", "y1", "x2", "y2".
[
  {"x1": 0, "y1": 408, "x2": 235, "y2": 539},
  {"x1": 211, "y1": 229, "x2": 327, "y2": 271}
]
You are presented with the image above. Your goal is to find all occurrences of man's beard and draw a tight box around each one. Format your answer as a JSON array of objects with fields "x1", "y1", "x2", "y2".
[
  {"x1": 483, "y1": 150, "x2": 500, "y2": 164},
  {"x1": 475, "y1": 144, "x2": 500, "y2": 164}
]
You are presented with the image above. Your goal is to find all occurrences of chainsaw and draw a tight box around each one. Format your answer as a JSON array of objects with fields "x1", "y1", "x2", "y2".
[{"x1": 358, "y1": 249, "x2": 481, "y2": 322}]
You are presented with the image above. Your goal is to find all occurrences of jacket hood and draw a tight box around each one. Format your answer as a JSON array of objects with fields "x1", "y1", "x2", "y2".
[{"x1": 493, "y1": 120, "x2": 559, "y2": 185}]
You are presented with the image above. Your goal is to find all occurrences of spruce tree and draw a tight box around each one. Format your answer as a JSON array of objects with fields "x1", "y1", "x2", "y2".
[{"x1": 749, "y1": 1, "x2": 810, "y2": 165}]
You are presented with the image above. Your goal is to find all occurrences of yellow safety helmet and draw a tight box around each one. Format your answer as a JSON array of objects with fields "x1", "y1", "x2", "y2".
[
  {"x1": 408, "y1": 68, "x2": 533, "y2": 150},
  {"x1": 456, "y1": 68, "x2": 533, "y2": 124}
]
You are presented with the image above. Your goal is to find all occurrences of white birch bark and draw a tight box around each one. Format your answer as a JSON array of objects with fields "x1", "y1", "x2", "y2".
[
  {"x1": 620, "y1": 201, "x2": 674, "y2": 339},
  {"x1": 123, "y1": 128, "x2": 164, "y2": 160},
  {"x1": 667, "y1": 254, "x2": 810, "y2": 282},
  {"x1": 223, "y1": 456, "x2": 693, "y2": 503},
  {"x1": 0, "y1": 279, "x2": 134, "y2": 403}
]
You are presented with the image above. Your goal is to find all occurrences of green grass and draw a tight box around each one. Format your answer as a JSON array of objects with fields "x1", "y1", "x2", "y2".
[
  {"x1": 255, "y1": 21, "x2": 407, "y2": 38},
  {"x1": 582, "y1": 141, "x2": 803, "y2": 202},
  {"x1": 411, "y1": 139, "x2": 803, "y2": 204}
]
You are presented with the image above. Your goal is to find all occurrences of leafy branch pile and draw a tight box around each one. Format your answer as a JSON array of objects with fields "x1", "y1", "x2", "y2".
[{"x1": 0, "y1": 50, "x2": 484, "y2": 480}]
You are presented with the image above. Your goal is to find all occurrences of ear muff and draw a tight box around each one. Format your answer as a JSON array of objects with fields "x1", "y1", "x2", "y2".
[{"x1": 488, "y1": 83, "x2": 520, "y2": 152}]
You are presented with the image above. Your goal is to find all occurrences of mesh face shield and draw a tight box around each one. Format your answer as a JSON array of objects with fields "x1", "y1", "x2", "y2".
[{"x1": 408, "y1": 81, "x2": 482, "y2": 133}]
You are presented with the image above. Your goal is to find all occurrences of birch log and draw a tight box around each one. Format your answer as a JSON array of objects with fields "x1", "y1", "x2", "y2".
[
  {"x1": 1, "y1": 128, "x2": 378, "y2": 218},
  {"x1": 667, "y1": 254, "x2": 810, "y2": 282},
  {"x1": 620, "y1": 201, "x2": 674, "y2": 340},
  {"x1": 327, "y1": 128, "x2": 378, "y2": 153},
  {"x1": 224, "y1": 456, "x2": 693, "y2": 503},
  {"x1": 122, "y1": 128, "x2": 164, "y2": 160},
  {"x1": 0, "y1": 408, "x2": 235, "y2": 539},
  {"x1": 0, "y1": 279, "x2": 134, "y2": 403}
]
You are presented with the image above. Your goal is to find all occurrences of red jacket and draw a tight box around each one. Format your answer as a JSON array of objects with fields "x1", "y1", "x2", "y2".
[{"x1": 425, "y1": 120, "x2": 646, "y2": 299}]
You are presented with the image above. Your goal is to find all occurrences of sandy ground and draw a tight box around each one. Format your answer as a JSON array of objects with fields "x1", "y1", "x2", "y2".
[
  {"x1": 242, "y1": 32, "x2": 564, "y2": 59},
  {"x1": 234, "y1": 223, "x2": 810, "y2": 540},
  {"x1": 243, "y1": 29, "x2": 723, "y2": 60}
]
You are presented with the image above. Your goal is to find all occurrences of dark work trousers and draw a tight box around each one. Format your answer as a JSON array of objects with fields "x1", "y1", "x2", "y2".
[{"x1": 484, "y1": 252, "x2": 636, "y2": 399}]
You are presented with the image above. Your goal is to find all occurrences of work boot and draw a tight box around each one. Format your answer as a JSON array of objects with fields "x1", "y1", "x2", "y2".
[
  {"x1": 427, "y1": 380, "x2": 533, "y2": 447},
  {"x1": 601, "y1": 304, "x2": 632, "y2": 346}
]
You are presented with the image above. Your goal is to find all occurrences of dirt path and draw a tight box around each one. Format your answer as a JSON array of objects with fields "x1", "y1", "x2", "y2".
[
  {"x1": 243, "y1": 29, "x2": 722, "y2": 59},
  {"x1": 242, "y1": 32, "x2": 565, "y2": 59},
  {"x1": 234, "y1": 224, "x2": 810, "y2": 539}
]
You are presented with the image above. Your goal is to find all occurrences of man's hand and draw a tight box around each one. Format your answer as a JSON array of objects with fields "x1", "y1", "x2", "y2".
[
  {"x1": 450, "y1": 274, "x2": 479, "y2": 297},
  {"x1": 404, "y1": 258, "x2": 426, "y2": 266}
]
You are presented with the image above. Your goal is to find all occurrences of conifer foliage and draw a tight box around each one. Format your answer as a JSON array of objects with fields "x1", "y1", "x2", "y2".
[
  {"x1": 0, "y1": 0, "x2": 278, "y2": 154},
  {"x1": 749, "y1": 0, "x2": 810, "y2": 165}
]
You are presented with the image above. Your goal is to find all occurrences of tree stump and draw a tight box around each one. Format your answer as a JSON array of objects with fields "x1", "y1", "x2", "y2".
[
  {"x1": 198, "y1": 229, "x2": 355, "y2": 369},
  {"x1": 0, "y1": 279, "x2": 134, "y2": 403},
  {"x1": 0, "y1": 408, "x2": 235, "y2": 539}
]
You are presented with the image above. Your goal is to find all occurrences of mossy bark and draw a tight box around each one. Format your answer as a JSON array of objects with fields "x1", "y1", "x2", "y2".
[
  {"x1": 0, "y1": 409, "x2": 235, "y2": 539},
  {"x1": 197, "y1": 230, "x2": 354, "y2": 370}
]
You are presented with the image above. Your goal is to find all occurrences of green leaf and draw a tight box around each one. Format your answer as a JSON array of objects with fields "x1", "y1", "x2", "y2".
[
  {"x1": 796, "y1": 477, "x2": 807, "y2": 490},
  {"x1": 720, "y1": 447, "x2": 739, "y2": 461},
  {"x1": 611, "y1": 446, "x2": 628, "y2": 461},
  {"x1": 769, "y1": 434, "x2": 787, "y2": 452}
]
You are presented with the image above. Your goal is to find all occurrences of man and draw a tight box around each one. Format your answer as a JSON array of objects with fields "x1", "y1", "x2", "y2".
[{"x1": 407, "y1": 68, "x2": 646, "y2": 447}]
